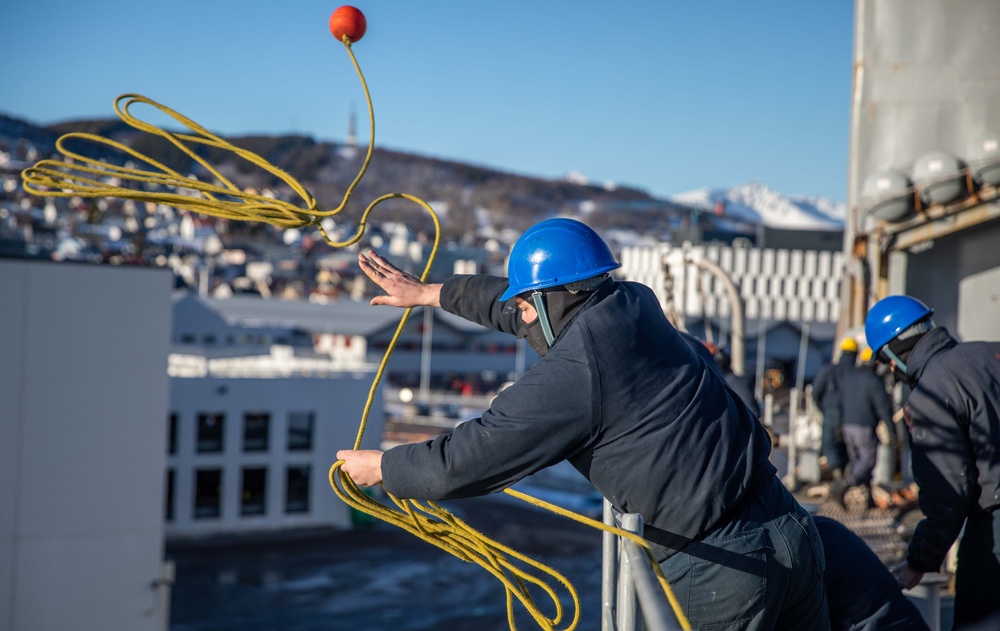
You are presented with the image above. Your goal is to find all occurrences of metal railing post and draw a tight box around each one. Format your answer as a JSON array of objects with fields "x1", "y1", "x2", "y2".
[
  {"x1": 906, "y1": 573, "x2": 949, "y2": 631},
  {"x1": 785, "y1": 387, "x2": 800, "y2": 490},
  {"x1": 602, "y1": 499, "x2": 617, "y2": 631},
  {"x1": 616, "y1": 513, "x2": 641, "y2": 631},
  {"x1": 603, "y1": 505, "x2": 687, "y2": 631},
  {"x1": 620, "y1": 541, "x2": 684, "y2": 631}
]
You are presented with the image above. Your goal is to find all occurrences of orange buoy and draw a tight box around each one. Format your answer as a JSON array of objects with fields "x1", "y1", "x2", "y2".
[{"x1": 329, "y1": 6, "x2": 367, "y2": 43}]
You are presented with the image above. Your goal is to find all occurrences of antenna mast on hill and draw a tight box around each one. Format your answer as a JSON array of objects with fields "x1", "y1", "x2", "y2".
[{"x1": 347, "y1": 103, "x2": 357, "y2": 148}]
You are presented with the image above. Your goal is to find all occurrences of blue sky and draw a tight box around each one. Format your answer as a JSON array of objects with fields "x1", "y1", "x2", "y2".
[{"x1": 3, "y1": 1, "x2": 855, "y2": 202}]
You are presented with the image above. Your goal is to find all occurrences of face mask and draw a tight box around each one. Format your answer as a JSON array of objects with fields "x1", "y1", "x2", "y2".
[
  {"x1": 516, "y1": 282, "x2": 608, "y2": 357},
  {"x1": 521, "y1": 318, "x2": 550, "y2": 357}
]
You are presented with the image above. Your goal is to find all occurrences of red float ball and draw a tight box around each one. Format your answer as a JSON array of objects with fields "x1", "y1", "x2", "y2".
[{"x1": 329, "y1": 6, "x2": 366, "y2": 43}]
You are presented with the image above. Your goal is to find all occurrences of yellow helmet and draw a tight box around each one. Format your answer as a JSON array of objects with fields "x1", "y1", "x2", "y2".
[
  {"x1": 860, "y1": 347, "x2": 873, "y2": 362},
  {"x1": 840, "y1": 337, "x2": 859, "y2": 352}
]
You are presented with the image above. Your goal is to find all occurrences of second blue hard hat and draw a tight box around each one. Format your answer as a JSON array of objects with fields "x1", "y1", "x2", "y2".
[
  {"x1": 499, "y1": 218, "x2": 621, "y2": 301},
  {"x1": 865, "y1": 295, "x2": 934, "y2": 354}
]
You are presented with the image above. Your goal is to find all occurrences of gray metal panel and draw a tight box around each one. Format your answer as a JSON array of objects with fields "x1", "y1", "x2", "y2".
[
  {"x1": 17, "y1": 264, "x2": 171, "y2": 535},
  {"x1": 848, "y1": 0, "x2": 1000, "y2": 323},
  {"x1": 901, "y1": 219, "x2": 1000, "y2": 339},
  {"x1": 849, "y1": 0, "x2": 1000, "y2": 215},
  {"x1": 0, "y1": 261, "x2": 27, "y2": 631},
  {"x1": 1, "y1": 261, "x2": 172, "y2": 631},
  {"x1": 959, "y1": 265, "x2": 1000, "y2": 341}
]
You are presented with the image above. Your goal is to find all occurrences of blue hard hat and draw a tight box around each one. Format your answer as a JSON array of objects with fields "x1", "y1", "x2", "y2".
[
  {"x1": 499, "y1": 218, "x2": 620, "y2": 301},
  {"x1": 864, "y1": 295, "x2": 934, "y2": 353}
]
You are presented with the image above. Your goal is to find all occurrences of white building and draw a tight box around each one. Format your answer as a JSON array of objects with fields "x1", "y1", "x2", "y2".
[
  {"x1": 619, "y1": 242, "x2": 843, "y2": 383},
  {"x1": 1, "y1": 259, "x2": 173, "y2": 631},
  {"x1": 174, "y1": 292, "x2": 540, "y2": 395},
  {"x1": 164, "y1": 290, "x2": 545, "y2": 537},
  {"x1": 166, "y1": 367, "x2": 381, "y2": 538},
  {"x1": 167, "y1": 294, "x2": 389, "y2": 537}
]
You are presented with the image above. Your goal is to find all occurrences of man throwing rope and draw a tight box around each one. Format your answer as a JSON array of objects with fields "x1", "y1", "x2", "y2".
[{"x1": 339, "y1": 218, "x2": 829, "y2": 630}]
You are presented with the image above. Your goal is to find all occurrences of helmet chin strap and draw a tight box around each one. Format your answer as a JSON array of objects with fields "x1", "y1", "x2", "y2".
[
  {"x1": 531, "y1": 291, "x2": 556, "y2": 347},
  {"x1": 882, "y1": 346, "x2": 908, "y2": 375}
]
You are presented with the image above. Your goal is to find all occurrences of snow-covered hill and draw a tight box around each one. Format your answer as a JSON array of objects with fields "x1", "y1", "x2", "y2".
[{"x1": 669, "y1": 181, "x2": 846, "y2": 231}]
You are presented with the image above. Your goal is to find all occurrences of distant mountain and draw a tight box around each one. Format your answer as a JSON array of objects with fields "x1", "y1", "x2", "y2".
[
  {"x1": 0, "y1": 112, "x2": 666, "y2": 240},
  {"x1": 2, "y1": 112, "x2": 844, "y2": 240},
  {"x1": 669, "y1": 181, "x2": 846, "y2": 231}
]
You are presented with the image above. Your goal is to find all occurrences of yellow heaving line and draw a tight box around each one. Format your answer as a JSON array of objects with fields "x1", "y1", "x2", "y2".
[{"x1": 21, "y1": 35, "x2": 690, "y2": 631}]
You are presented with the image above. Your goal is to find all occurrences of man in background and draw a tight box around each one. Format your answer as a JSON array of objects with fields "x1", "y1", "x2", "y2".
[
  {"x1": 829, "y1": 346, "x2": 894, "y2": 510},
  {"x1": 866, "y1": 295, "x2": 1000, "y2": 629},
  {"x1": 812, "y1": 338, "x2": 858, "y2": 481}
]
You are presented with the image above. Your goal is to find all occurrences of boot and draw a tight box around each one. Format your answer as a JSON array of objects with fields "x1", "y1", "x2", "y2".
[{"x1": 828, "y1": 479, "x2": 849, "y2": 509}]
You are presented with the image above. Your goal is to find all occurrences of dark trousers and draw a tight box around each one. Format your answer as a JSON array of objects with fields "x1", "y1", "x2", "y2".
[
  {"x1": 821, "y1": 406, "x2": 847, "y2": 472},
  {"x1": 659, "y1": 476, "x2": 830, "y2": 630},
  {"x1": 954, "y1": 509, "x2": 1000, "y2": 629},
  {"x1": 842, "y1": 424, "x2": 878, "y2": 487}
]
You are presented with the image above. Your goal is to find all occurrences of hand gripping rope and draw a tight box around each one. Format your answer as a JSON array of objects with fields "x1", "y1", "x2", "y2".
[{"x1": 20, "y1": 8, "x2": 690, "y2": 630}]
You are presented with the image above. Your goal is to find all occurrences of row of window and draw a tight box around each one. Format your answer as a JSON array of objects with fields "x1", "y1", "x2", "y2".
[
  {"x1": 168, "y1": 411, "x2": 315, "y2": 455},
  {"x1": 176, "y1": 332, "x2": 311, "y2": 346},
  {"x1": 165, "y1": 466, "x2": 311, "y2": 521},
  {"x1": 369, "y1": 340, "x2": 518, "y2": 354}
]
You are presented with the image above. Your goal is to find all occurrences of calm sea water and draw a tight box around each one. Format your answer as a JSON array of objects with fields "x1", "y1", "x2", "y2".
[{"x1": 168, "y1": 496, "x2": 604, "y2": 631}]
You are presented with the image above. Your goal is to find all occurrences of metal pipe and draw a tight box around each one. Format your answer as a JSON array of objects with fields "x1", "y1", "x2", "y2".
[
  {"x1": 419, "y1": 306, "x2": 433, "y2": 402},
  {"x1": 616, "y1": 513, "x2": 641, "y2": 631},
  {"x1": 905, "y1": 573, "x2": 949, "y2": 631},
  {"x1": 602, "y1": 499, "x2": 616, "y2": 631},
  {"x1": 755, "y1": 319, "x2": 768, "y2": 401},
  {"x1": 620, "y1": 541, "x2": 685, "y2": 631},
  {"x1": 692, "y1": 257, "x2": 746, "y2": 377},
  {"x1": 786, "y1": 387, "x2": 800, "y2": 491},
  {"x1": 794, "y1": 322, "x2": 811, "y2": 400}
]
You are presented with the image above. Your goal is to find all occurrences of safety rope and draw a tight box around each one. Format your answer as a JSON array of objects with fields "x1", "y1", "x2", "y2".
[{"x1": 21, "y1": 35, "x2": 690, "y2": 631}]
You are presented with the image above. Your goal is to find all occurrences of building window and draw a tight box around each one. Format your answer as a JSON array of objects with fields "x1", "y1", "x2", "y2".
[
  {"x1": 287, "y1": 412, "x2": 315, "y2": 451},
  {"x1": 168, "y1": 413, "x2": 178, "y2": 455},
  {"x1": 243, "y1": 412, "x2": 270, "y2": 452},
  {"x1": 194, "y1": 468, "x2": 222, "y2": 519},
  {"x1": 196, "y1": 412, "x2": 225, "y2": 453},
  {"x1": 165, "y1": 469, "x2": 175, "y2": 522},
  {"x1": 180, "y1": 333, "x2": 196, "y2": 344},
  {"x1": 241, "y1": 467, "x2": 267, "y2": 516},
  {"x1": 285, "y1": 466, "x2": 310, "y2": 514}
]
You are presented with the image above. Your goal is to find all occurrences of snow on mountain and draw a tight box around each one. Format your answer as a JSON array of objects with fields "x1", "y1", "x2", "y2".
[{"x1": 669, "y1": 181, "x2": 846, "y2": 231}]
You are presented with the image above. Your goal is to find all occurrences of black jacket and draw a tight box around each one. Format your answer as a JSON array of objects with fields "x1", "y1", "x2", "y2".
[
  {"x1": 812, "y1": 351, "x2": 857, "y2": 411},
  {"x1": 381, "y1": 275, "x2": 776, "y2": 559},
  {"x1": 904, "y1": 327, "x2": 1000, "y2": 572},
  {"x1": 840, "y1": 364, "x2": 893, "y2": 429},
  {"x1": 725, "y1": 371, "x2": 760, "y2": 418}
]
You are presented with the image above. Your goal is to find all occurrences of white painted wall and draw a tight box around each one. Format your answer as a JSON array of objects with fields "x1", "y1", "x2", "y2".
[{"x1": 0, "y1": 260, "x2": 172, "y2": 631}]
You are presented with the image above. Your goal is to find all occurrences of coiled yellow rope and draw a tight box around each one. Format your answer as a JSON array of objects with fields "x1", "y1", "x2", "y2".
[{"x1": 21, "y1": 36, "x2": 690, "y2": 631}]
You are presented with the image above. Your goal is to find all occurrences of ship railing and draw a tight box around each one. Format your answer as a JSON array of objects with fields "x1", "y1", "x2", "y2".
[{"x1": 601, "y1": 500, "x2": 686, "y2": 631}]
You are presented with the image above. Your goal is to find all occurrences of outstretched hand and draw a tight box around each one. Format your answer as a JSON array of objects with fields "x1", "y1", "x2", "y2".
[
  {"x1": 358, "y1": 250, "x2": 442, "y2": 309},
  {"x1": 890, "y1": 560, "x2": 924, "y2": 590}
]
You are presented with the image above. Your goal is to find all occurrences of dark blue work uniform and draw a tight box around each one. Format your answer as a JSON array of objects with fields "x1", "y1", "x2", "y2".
[
  {"x1": 813, "y1": 352, "x2": 857, "y2": 473},
  {"x1": 840, "y1": 363, "x2": 894, "y2": 487},
  {"x1": 814, "y1": 516, "x2": 929, "y2": 630},
  {"x1": 382, "y1": 275, "x2": 829, "y2": 630},
  {"x1": 902, "y1": 327, "x2": 1000, "y2": 628}
]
